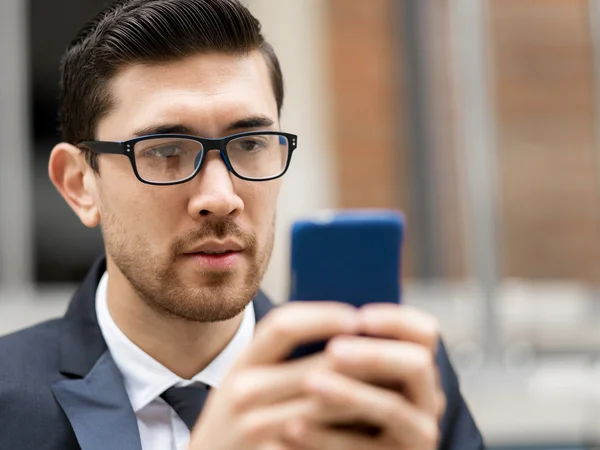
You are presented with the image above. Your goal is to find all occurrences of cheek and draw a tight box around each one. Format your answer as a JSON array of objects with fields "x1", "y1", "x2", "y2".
[
  {"x1": 240, "y1": 181, "x2": 280, "y2": 229},
  {"x1": 99, "y1": 175, "x2": 182, "y2": 242}
]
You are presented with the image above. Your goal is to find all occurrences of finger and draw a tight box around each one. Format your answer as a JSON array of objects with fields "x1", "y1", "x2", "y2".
[
  {"x1": 226, "y1": 354, "x2": 327, "y2": 411},
  {"x1": 303, "y1": 369, "x2": 439, "y2": 448},
  {"x1": 198, "y1": 397, "x2": 319, "y2": 447},
  {"x1": 283, "y1": 419, "x2": 378, "y2": 450},
  {"x1": 326, "y1": 336, "x2": 439, "y2": 415},
  {"x1": 235, "y1": 302, "x2": 359, "y2": 367},
  {"x1": 358, "y1": 304, "x2": 440, "y2": 352}
]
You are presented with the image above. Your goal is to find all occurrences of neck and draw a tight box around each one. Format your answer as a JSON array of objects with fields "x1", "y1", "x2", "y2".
[{"x1": 105, "y1": 265, "x2": 245, "y2": 380}]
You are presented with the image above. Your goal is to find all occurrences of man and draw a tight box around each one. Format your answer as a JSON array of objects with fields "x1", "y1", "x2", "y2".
[{"x1": 0, "y1": 0, "x2": 484, "y2": 449}]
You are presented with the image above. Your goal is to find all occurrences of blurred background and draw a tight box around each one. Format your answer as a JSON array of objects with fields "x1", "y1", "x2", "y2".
[{"x1": 1, "y1": 0, "x2": 599, "y2": 448}]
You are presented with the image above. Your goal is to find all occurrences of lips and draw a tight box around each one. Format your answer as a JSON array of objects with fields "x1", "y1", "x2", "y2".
[
  {"x1": 185, "y1": 249, "x2": 242, "y2": 270},
  {"x1": 181, "y1": 239, "x2": 245, "y2": 271},
  {"x1": 194, "y1": 250, "x2": 232, "y2": 255},
  {"x1": 185, "y1": 239, "x2": 244, "y2": 255}
]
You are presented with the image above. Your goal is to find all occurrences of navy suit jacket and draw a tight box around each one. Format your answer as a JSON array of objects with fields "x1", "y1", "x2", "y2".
[{"x1": 0, "y1": 257, "x2": 484, "y2": 449}]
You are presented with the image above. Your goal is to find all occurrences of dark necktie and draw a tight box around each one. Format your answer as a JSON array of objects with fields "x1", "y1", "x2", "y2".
[{"x1": 160, "y1": 384, "x2": 211, "y2": 430}]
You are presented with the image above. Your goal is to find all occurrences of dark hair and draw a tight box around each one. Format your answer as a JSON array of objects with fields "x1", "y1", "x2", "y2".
[{"x1": 58, "y1": 0, "x2": 284, "y2": 170}]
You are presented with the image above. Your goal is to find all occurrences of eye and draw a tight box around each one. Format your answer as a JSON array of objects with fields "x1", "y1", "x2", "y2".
[
  {"x1": 231, "y1": 137, "x2": 268, "y2": 153},
  {"x1": 143, "y1": 144, "x2": 184, "y2": 158}
]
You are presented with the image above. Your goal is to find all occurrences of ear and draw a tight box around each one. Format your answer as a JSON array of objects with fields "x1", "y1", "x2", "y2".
[{"x1": 49, "y1": 143, "x2": 101, "y2": 228}]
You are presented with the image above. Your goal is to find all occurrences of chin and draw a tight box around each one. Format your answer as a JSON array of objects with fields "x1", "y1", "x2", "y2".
[{"x1": 143, "y1": 280, "x2": 260, "y2": 323}]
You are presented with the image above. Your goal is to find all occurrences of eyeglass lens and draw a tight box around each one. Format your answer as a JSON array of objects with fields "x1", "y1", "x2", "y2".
[{"x1": 132, "y1": 134, "x2": 290, "y2": 183}]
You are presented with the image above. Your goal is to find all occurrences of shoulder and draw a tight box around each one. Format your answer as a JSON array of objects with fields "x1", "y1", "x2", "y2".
[
  {"x1": 0, "y1": 318, "x2": 64, "y2": 393},
  {"x1": 0, "y1": 317, "x2": 63, "y2": 345},
  {"x1": 435, "y1": 340, "x2": 460, "y2": 403},
  {"x1": 0, "y1": 319, "x2": 79, "y2": 448},
  {"x1": 0, "y1": 318, "x2": 65, "y2": 402},
  {"x1": 435, "y1": 340, "x2": 485, "y2": 449},
  {"x1": 0, "y1": 318, "x2": 63, "y2": 377}
]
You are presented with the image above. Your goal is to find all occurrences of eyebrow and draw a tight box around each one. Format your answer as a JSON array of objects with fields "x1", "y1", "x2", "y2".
[{"x1": 131, "y1": 115, "x2": 276, "y2": 138}]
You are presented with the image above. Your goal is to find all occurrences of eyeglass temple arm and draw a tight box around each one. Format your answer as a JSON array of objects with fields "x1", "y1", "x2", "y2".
[{"x1": 78, "y1": 141, "x2": 125, "y2": 155}]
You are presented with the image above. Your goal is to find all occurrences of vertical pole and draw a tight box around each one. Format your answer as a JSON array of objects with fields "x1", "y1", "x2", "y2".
[
  {"x1": 400, "y1": 0, "x2": 444, "y2": 279},
  {"x1": 0, "y1": 0, "x2": 34, "y2": 288},
  {"x1": 450, "y1": 0, "x2": 502, "y2": 361},
  {"x1": 588, "y1": 0, "x2": 600, "y2": 283}
]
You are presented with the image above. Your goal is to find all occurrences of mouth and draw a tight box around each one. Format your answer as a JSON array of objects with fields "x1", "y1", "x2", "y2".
[
  {"x1": 192, "y1": 250, "x2": 237, "y2": 255},
  {"x1": 183, "y1": 241, "x2": 244, "y2": 270},
  {"x1": 185, "y1": 251, "x2": 242, "y2": 270},
  {"x1": 185, "y1": 239, "x2": 245, "y2": 255}
]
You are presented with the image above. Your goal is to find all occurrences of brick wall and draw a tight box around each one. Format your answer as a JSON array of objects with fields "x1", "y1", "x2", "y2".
[
  {"x1": 491, "y1": 0, "x2": 600, "y2": 282},
  {"x1": 326, "y1": 0, "x2": 417, "y2": 277},
  {"x1": 326, "y1": 0, "x2": 468, "y2": 279},
  {"x1": 326, "y1": 0, "x2": 600, "y2": 282}
]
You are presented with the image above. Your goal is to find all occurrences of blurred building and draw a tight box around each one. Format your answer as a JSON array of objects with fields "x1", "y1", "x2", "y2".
[
  {"x1": 327, "y1": 0, "x2": 600, "y2": 284},
  {"x1": 10, "y1": 0, "x2": 600, "y2": 287}
]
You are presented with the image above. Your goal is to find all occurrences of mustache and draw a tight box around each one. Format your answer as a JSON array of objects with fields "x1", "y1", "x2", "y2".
[{"x1": 172, "y1": 219, "x2": 256, "y2": 255}]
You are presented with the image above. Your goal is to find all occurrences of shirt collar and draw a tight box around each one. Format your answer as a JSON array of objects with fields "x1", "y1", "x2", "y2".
[{"x1": 95, "y1": 271, "x2": 255, "y2": 412}]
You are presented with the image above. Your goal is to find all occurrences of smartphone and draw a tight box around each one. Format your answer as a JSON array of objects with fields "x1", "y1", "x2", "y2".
[{"x1": 287, "y1": 209, "x2": 404, "y2": 360}]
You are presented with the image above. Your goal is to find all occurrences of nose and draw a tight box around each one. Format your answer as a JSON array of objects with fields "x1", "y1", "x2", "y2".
[{"x1": 187, "y1": 150, "x2": 244, "y2": 218}]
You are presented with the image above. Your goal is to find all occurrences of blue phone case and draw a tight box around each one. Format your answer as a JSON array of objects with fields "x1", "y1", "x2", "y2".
[{"x1": 287, "y1": 209, "x2": 404, "y2": 359}]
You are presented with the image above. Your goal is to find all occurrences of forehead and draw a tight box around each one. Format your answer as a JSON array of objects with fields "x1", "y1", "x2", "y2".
[{"x1": 96, "y1": 51, "x2": 278, "y2": 140}]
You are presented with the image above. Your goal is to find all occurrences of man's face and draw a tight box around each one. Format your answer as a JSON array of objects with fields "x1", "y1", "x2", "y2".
[{"x1": 93, "y1": 51, "x2": 282, "y2": 322}]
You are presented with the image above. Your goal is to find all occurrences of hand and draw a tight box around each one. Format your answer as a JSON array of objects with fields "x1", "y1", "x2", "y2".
[
  {"x1": 282, "y1": 304, "x2": 446, "y2": 450},
  {"x1": 187, "y1": 302, "x2": 360, "y2": 450}
]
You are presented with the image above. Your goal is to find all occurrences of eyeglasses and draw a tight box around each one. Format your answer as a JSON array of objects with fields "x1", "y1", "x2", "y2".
[{"x1": 78, "y1": 131, "x2": 298, "y2": 186}]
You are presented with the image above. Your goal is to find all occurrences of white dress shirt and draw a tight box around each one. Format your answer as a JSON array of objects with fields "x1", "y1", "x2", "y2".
[{"x1": 96, "y1": 271, "x2": 256, "y2": 450}]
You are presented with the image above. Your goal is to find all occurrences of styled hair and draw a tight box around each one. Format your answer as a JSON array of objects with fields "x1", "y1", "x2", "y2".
[{"x1": 58, "y1": 0, "x2": 284, "y2": 169}]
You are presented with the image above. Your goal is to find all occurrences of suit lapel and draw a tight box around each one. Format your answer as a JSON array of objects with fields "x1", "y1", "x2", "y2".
[
  {"x1": 52, "y1": 257, "x2": 142, "y2": 450},
  {"x1": 52, "y1": 351, "x2": 142, "y2": 450}
]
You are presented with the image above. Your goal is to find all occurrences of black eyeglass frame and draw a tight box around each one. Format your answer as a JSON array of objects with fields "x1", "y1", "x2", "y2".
[{"x1": 78, "y1": 130, "x2": 298, "y2": 186}]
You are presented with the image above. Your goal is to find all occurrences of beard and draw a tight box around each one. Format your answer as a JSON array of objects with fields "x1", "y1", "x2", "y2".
[{"x1": 102, "y1": 211, "x2": 274, "y2": 323}]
